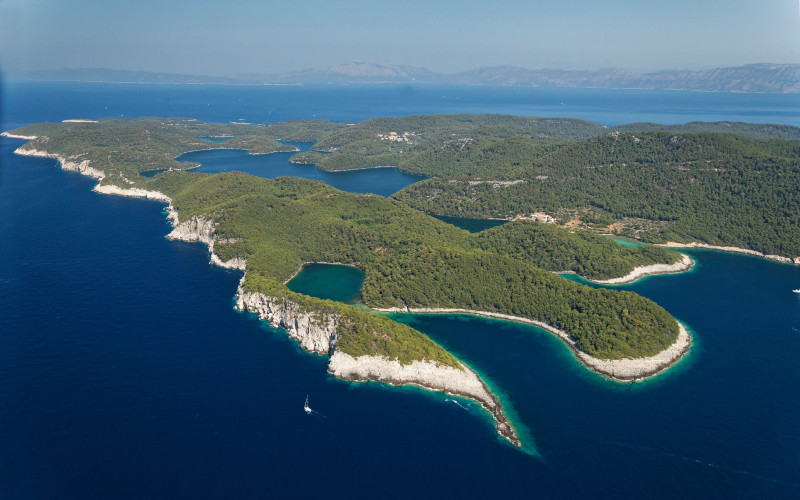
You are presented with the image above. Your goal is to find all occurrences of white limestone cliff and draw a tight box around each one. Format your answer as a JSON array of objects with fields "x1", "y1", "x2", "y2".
[
  {"x1": 235, "y1": 289, "x2": 340, "y2": 355},
  {"x1": 234, "y1": 287, "x2": 518, "y2": 446},
  {"x1": 93, "y1": 184, "x2": 171, "y2": 202},
  {"x1": 12, "y1": 145, "x2": 106, "y2": 181},
  {"x1": 592, "y1": 253, "x2": 694, "y2": 285}
]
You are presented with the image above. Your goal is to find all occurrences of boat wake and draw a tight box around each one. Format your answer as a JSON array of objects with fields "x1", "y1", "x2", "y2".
[
  {"x1": 607, "y1": 440, "x2": 800, "y2": 489},
  {"x1": 445, "y1": 398, "x2": 471, "y2": 411}
]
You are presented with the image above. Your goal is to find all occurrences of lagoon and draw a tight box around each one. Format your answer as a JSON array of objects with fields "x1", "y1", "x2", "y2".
[{"x1": 286, "y1": 263, "x2": 365, "y2": 305}]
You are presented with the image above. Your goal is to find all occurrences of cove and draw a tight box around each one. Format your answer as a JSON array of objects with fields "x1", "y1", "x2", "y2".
[{"x1": 286, "y1": 263, "x2": 365, "y2": 305}]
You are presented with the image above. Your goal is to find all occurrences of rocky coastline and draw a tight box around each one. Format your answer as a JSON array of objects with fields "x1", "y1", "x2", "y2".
[
  {"x1": 7, "y1": 132, "x2": 701, "y2": 444},
  {"x1": 372, "y1": 307, "x2": 691, "y2": 381},
  {"x1": 6, "y1": 138, "x2": 107, "y2": 182},
  {"x1": 328, "y1": 351, "x2": 518, "y2": 446},
  {"x1": 1, "y1": 132, "x2": 38, "y2": 140},
  {"x1": 591, "y1": 253, "x2": 695, "y2": 285},
  {"x1": 662, "y1": 241, "x2": 800, "y2": 265},
  {"x1": 6, "y1": 137, "x2": 520, "y2": 445},
  {"x1": 154, "y1": 205, "x2": 522, "y2": 446},
  {"x1": 234, "y1": 286, "x2": 520, "y2": 446}
]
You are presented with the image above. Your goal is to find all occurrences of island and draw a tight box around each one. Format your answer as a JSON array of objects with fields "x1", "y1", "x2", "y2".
[{"x1": 11, "y1": 115, "x2": 787, "y2": 448}]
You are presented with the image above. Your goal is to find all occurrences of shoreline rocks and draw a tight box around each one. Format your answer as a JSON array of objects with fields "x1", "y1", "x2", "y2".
[
  {"x1": 329, "y1": 351, "x2": 519, "y2": 446},
  {"x1": 591, "y1": 253, "x2": 695, "y2": 285},
  {"x1": 11, "y1": 143, "x2": 107, "y2": 182},
  {"x1": 235, "y1": 287, "x2": 520, "y2": 446},
  {"x1": 662, "y1": 241, "x2": 800, "y2": 265}
]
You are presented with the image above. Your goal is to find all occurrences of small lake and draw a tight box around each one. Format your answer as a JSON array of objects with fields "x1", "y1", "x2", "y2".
[
  {"x1": 171, "y1": 141, "x2": 426, "y2": 197},
  {"x1": 286, "y1": 263, "x2": 365, "y2": 305}
]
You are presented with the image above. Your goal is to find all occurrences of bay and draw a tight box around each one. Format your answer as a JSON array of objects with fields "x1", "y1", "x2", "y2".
[
  {"x1": 175, "y1": 146, "x2": 425, "y2": 197},
  {"x1": 287, "y1": 264, "x2": 365, "y2": 306},
  {"x1": 1, "y1": 82, "x2": 799, "y2": 498}
]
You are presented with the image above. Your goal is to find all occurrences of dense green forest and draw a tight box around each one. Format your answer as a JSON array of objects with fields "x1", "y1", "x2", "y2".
[
  {"x1": 266, "y1": 114, "x2": 607, "y2": 172},
  {"x1": 9, "y1": 117, "x2": 685, "y2": 280},
  {"x1": 612, "y1": 121, "x2": 800, "y2": 140},
  {"x1": 263, "y1": 115, "x2": 800, "y2": 174},
  {"x1": 10, "y1": 118, "x2": 295, "y2": 184},
  {"x1": 17, "y1": 115, "x2": 793, "y2": 366},
  {"x1": 258, "y1": 115, "x2": 800, "y2": 256},
  {"x1": 472, "y1": 221, "x2": 681, "y2": 277},
  {"x1": 153, "y1": 172, "x2": 680, "y2": 360},
  {"x1": 259, "y1": 115, "x2": 800, "y2": 257},
  {"x1": 393, "y1": 131, "x2": 800, "y2": 256}
]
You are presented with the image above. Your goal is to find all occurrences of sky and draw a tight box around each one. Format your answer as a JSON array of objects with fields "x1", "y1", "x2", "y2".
[{"x1": 1, "y1": 0, "x2": 799, "y2": 75}]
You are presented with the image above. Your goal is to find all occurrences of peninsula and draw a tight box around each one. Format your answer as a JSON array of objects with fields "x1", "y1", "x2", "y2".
[{"x1": 6, "y1": 115, "x2": 751, "y2": 447}]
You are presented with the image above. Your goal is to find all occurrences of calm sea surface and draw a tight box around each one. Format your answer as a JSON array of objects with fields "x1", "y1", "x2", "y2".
[
  {"x1": 175, "y1": 144, "x2": 426, "y2": 197},
  {"x1": 1, "y1": 82, "x2": 799, "y2": 498}
]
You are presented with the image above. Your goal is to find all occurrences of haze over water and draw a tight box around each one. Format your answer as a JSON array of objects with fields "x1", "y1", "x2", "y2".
[{"x1": 1, "y1": 82, "x2": 799, "y2": 498}]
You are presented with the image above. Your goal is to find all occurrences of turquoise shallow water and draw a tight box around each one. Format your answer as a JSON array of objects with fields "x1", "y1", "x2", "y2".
[
  {"x1": 287, "y1": 263, "x2": 365, "y2": 305},
  {"x1": 1, "y1": 82, "x2": 799, "y2": 498}
]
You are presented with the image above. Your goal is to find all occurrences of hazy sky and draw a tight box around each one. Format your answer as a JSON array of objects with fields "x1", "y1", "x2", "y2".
[{"x1": 1, "y1": 0, "x2": 799, "y2": 75}]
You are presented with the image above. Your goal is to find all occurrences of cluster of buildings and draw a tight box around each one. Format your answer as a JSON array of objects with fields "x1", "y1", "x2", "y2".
[
  {"x1": 377, "y1": 131, "x2": 416, "y2": 143},
  {"x1": 515, "y1": 212, "x2": 554, "y2": 223}
]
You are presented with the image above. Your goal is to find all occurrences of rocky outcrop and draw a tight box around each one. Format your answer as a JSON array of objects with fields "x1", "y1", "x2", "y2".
[
  {"x1": 166, "y1": 216, "x2": 215, "y2": 245},
  {"x1": 93, "y1": 184, "x2": 171, "y2": 203},
  {"x1": 235, "y1": 289, "x2": 340, "y2": 355},
  {"x1": 592, "y1": 253, "x2": 694, "y2": 285},
  {"x1": 329, "y1": 351, "x2": 519, "y2": 446},
  {"x1": 166, "y1": 215, "x2": 247, "y2": 271},
  {"x1": 1, "y1": 132, "x2": 37, "y2": 140},
  {"x1": 12, "y1": 144, "x2": 106, "y2": 181},
  {"x1": 210, "y1": 253, "x2": 247, "y2": 271}
]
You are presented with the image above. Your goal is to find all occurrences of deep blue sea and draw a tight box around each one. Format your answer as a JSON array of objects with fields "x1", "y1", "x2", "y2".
[{"x1": 1, "y1": 81, "x2": 799, "y2": 498}]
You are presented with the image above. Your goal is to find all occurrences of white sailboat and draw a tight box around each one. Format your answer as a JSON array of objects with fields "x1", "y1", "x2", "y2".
[{"x1": 304, "y1": 395, "x2": 312, "y2": 414}]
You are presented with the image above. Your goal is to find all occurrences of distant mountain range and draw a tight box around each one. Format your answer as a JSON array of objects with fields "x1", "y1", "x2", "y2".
[{"x1": 15, "y1": 62, "x2": 800, "y2": 93}]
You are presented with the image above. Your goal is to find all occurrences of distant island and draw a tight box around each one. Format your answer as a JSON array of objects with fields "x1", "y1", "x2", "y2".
[
  {"x1": 13, "y1": 61, "x2": 800, "y2": 93},
  {"x1": 6, "y1": 113, "x2": 797, "y2": 447}
]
